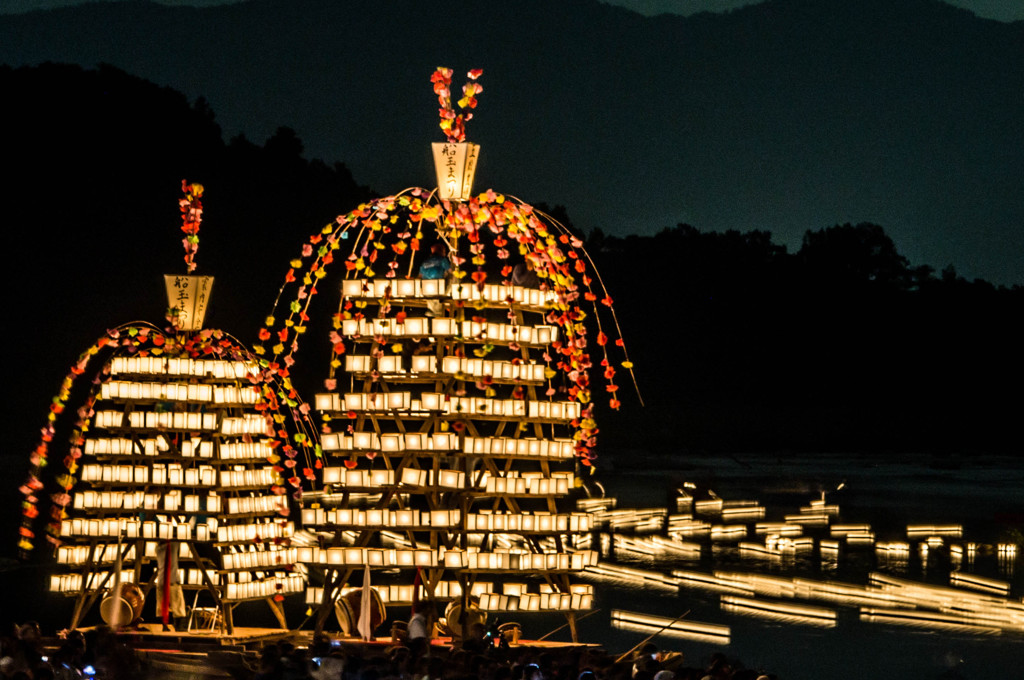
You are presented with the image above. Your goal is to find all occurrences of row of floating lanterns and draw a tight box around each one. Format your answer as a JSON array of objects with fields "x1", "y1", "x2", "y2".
[{"x1": 109, "y1": 356, "x2": 259, "y2": 379}]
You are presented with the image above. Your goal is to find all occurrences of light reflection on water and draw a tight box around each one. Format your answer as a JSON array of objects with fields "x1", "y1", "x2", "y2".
[{"x1": 573, "y1": 452, "x2": 1023, "y2": 679}]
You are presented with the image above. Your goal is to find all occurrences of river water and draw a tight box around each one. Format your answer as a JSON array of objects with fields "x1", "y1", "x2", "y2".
[{"x1": 564, "y1": 451, "x2": 1024, "y2": 680}]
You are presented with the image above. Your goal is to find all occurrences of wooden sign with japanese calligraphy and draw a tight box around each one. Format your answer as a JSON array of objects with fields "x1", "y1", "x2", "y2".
[
  {"x1": 164, "y1": 275, "x2": 214, "y2": 331},
  {"x1": 432, "y1": 142, "x2": 480, "y2": 201}
]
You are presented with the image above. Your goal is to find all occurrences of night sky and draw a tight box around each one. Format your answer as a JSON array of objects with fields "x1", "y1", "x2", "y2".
[
  {"x1": 4, "y1": 0, "x2": 1024, "y2": 21},
  {"x1": 2, "y1": 0, "x2": 1022, "y2": 286}
]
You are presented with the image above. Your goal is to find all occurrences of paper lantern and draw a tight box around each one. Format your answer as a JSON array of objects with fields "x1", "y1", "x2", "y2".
[
  {"x1": 432, "y1": 142, "x2": 480, "y2": 201},
  {"x1": 342, "y1": 279, "x2": 364, "y2": 297},
  {"x1": 164, "y1": 275, "x2": 214, "y2": 331}
]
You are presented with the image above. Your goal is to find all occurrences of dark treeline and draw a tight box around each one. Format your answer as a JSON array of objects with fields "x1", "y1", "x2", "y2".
[
  {"x1": 3, "y1": 62, "x2": 1022, "y2": 487},
  {"x1": 587, "y1": 223, "x2": 1023, "y2": 458}
]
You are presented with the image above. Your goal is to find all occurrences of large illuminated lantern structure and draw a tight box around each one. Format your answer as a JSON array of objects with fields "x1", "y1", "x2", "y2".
[
  {"x1": 19, "y1": 184, "x2": 312, "y2": 633},
  {"x1": 257, "y1": 68, "x2": 635, "y2": 640}
]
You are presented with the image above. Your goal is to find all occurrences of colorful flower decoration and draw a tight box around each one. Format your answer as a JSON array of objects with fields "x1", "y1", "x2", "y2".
[
  {"x1": 432, "y1": 67, "x2": 483, "y2": 143},
  {"x1": 179, "y1": 180, "x2": 203, "y2": 273},
  {"x1": 254, "y1": 187, "x2": 638, "y2": 470}
]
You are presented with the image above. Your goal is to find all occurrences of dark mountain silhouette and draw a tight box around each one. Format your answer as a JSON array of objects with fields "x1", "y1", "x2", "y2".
[{"x1": 1, "y1": 0, "x2": 1021, "y2": 284}]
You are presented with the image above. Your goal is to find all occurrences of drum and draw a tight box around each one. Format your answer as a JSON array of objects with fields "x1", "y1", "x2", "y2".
[
  {"x1": 336, "y1": 588, "x2": 386, "y2": 637},
  {"x1": 334, "y1": 597, "x2": 355, "y2": 636},
  {"x1": 443, "y1": 600, "x2": 486, "y2": 639},
  {"x1": 100, "y1": 583, "x2": 144, "y2": 626}
]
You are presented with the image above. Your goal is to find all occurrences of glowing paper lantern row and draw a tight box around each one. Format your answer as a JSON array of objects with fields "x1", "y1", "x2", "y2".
[
  {"x1": 315, "y1": 392, "x2": 414, "y2": 413},
  {"x1": 219, "y1": 441, "x2": 274, "y2": 460},
  {"x1": 49, "y1": 571, "x2": 137, "y2": 594},
  {"x1": 339, "y1": 318, "x2": 560, "y2": 346},
  {"x1": 212, "y1": 386, "x2": 261, "y2": 405},
  {"x1": 59, "y1": 516, "x2": 218, "y2": 540},
  {"x1": 223, "y1": 575, "x2": 304, "y2": 601},
  {"x1": 457, "y1": 321, "x2": 558, "y2": 345},
  {"x1": 464, "y1": 512, "x2": 591, "y2": 533},
  {"x1": 57, "y1": 544, "x2": 137, "y2": 566},
  {"x1": 297, "y1": 547, "x2": 439, "y2": 568},
  {"x1": 94, "y1": 410, "x2": 218, "y2": 431},
  {"x1": 450, "y1": 282, "x2": 557, "y2": 308},
  {"x1": 484, "y1": 592, "x2": 595, "y2": 613},
  {"x1": 301, "y1": 508, "x2": 461, "y2": 529},
  {"x1": 340, "y1": 278, "x2": 558, "y2": 309},
  {"x1": 177, "y1": 569, "x2": 222, "y2": 586},
  {"x1": 85, "y1": 438, "x2": 160, "y2": 456},
  {"x1": 221, "y1": 414, "x2": 272, "y2": 436},
  {"x1": 222, "y1": 547, "x2": 297, "y2": 571},
  {"x1": 219, "y1": 468, "x2": 277, "y2": 488},
  {"x1": 101, "y1": 381, "x2": 214, "y2": 403},
  {"x1": 110, "y1": 356, "x2": 259, "y2": 379},
  {"x1": 80, "y1": 463, "x2": 217, "y2": 487},
  {"x1": 59, "y1": 518, "x2": 212, "y2": 542},
  {"x1": 226, "y1": 495, "x2": 285, "y2": 515},
  {"x1": 217, "y1": 521, "x2": 293, "y2": 544},
  {"x1": 74, "y1": 490, "x2": 163, "y2": 511},
  {"x1": 461, "y1": 550, "x2": 598, "y2": 571},
  {"x1": 320, "y1": 431, "x2": 457, "y2": 453},
  {"x1": 342, "y1": 355, "x2": 545, "y2": 381},
  {"x1": 440, "y1": 356, "x2": 546, "y2": 382},
  {"x1": 462, "y1": 436, "x2": 575, "y2": 459},
  {"x1": 341, "y1": 277, "x2": 448, "y2": 300}
]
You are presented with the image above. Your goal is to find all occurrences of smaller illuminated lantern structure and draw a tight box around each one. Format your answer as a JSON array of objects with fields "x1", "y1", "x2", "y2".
[{"x1": 23, "y1": 183, "x2": 312, "y2": 633}]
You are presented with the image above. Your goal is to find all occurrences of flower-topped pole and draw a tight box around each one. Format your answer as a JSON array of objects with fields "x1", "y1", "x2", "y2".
[
  {"x1": 165, "y1": 181, "x2": 214, "y2": 332},
  {"x1": 431, "y1": 67, "x2": 483, "y2": 202},
  {"x1": 180, "y1": 180, "x2": 203, "y2": 273}
]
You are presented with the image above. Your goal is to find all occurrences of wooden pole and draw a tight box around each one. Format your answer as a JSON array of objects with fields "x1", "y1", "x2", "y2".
[{"x1": 613, "y1": 610, "x2": 691, "y2": 664}]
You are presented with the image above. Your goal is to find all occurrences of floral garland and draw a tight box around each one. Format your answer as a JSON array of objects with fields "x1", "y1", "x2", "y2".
[
  {"x1": 179, "y1": 180, "x2": 203, "y2": 273},
  {"x1": 431, "y1": 67, "x2": 483, "y2": 143},
  {"x1": 17, "y1": 322, "x2": 318, "y2": 557},
  {"x1": 254, "y1": 188, "x2": 637, "y2": 468}
]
